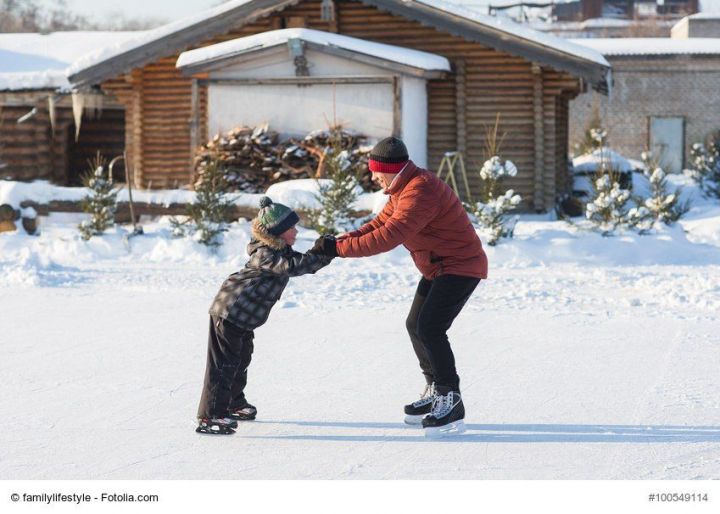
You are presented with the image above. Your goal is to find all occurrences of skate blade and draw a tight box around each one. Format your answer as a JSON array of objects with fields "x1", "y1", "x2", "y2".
[
  {"x1": 404, "y1": 414, "x2": 426, "y2": 426},
  {"x1": 195, "y1": 426, "x2": 235, "y2": 435},
  {"x1": 229, "y1": 413, "x2": 256, "y2": 421},
  {"x1": 424, "y1": 420, "x2": 466, "y2": 439}
]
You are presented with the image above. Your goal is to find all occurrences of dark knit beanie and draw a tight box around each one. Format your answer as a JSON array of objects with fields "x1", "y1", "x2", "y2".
[
  {"x1": 368, "y1": 137, "x2": 409, "y2": 173},
  {"x1": 257, "y1": 196, "x2": 299, "y2": 236}
]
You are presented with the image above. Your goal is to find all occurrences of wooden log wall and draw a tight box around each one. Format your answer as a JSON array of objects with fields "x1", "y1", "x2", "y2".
[
  {"x1": 66, "y1": 108, "x2": 126, "y2": 185},
  {"x1": 1, "y1": 90, "x2": 126, "y2": 185},
  {"x1": 0, "y1": 92, "x2": 53, "y2": 181},
  {"x1": 98, "y1": 0, "x2": 582, "y2": 210}
]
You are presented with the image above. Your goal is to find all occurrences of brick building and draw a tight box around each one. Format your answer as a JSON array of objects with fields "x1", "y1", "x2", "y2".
[{"x1": 568, "y1": 13, "x2": 720, "y2": 172}]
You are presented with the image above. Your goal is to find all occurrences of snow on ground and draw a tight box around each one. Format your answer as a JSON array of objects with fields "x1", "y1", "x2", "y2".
[{"x1": 1, "y1": 180, "x2": 720, "y2": 479}]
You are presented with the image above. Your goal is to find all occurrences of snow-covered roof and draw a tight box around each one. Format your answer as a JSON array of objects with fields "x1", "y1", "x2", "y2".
[
  {"x1": 572, "y1": 37, "x2": 720, "y2": 56},
  {"x1": 412, "y1": 0, "x2": 609, "y2": 68},
  {"x1": 0, "y1": 69, "x2": 69, "y2": 92},
  {"x1": 66, "y1": 0, "x2": 282, "y2": 82},
  {"x1": 67, "y1": 0, "x2": 610, "y2": 90},
  {"x1": 176, "y1": 28, "x2": 451, "y2": 74},
  {"x1": 0, "y1": 32, "x2": 141, "y2": 92}
]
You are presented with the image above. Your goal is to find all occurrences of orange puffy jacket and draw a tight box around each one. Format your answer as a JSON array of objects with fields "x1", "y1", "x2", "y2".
[{"x1": 337, "y1": 161, "x2": 488, "y2": 280}]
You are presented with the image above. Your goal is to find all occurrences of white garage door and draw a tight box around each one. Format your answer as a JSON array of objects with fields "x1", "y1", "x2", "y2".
[{"x1": 209, "y1": 82, "x2": 394, "y2": 140}]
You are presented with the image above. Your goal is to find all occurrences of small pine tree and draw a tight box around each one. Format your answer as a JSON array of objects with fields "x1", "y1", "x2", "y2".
[
  {"x1": 171, "y1": 151, "x2": 235, "y2": 247},
  {"x1": 573, "y1": 104, "x2": 605, "y2": 156},
  {"x1": 307, "y1": 130, "x2": 359, "y2": 235},
  {"x1": 585, "y1": 173, "x2": 631, "y2": 235},
  {"x1": 465, "y1": 114, "x2": 521, "y2": 245},
  {"x1": 581, "y1": 124, "x2": 633, "y2": 235},
  {"x1": 688, "y1": 138, "x2": 720, "y2": 199},
  {"x1": 470, "y1": 190, "x2": 522, "y2": 245},
  {"x1": 627, "y1": 151, "x2": 689, "y2": 232},
  {"x1": 78, "y1": 153, "x2": 117, "y2": 240}
]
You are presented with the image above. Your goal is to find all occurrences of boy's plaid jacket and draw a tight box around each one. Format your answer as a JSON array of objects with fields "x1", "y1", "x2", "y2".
[{"x1": 209, "y1": 219, "x2": 332, "y2": 330}]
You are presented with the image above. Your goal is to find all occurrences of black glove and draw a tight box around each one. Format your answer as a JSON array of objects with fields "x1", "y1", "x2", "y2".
[{"x1": 309, "y1": 235, "x2": 338, "y2": 257}]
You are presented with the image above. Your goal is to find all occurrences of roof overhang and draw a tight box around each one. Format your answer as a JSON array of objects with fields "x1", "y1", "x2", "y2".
[
  {"x1": 67, "y1": 0, "x2": 301, "y2": 89},
  {"x1": 361, "y1": 0, "x2": 610, "y2": 92},
  {"x1": 176, "y1": 28, "x2": 450, "y2": 79}
]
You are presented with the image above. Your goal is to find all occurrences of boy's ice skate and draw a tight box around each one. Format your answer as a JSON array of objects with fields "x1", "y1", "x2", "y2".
[
  {"x1": 195, "y1": 417, "x2": 238, "y2": 435},
  {"x1": 228, "y1": 402, "x2": 257, "y2": 421},
  {"x1": 403, "y1": 383, "x2": 436, "y2": 425},
  {"x1": 422, "y1": 390, "x2": 466, "y2": 438}
]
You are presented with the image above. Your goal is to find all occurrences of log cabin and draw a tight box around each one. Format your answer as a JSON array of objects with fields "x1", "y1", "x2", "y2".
[{"x1": 4, "y1": 0, "x2": 610, "y2": 211}]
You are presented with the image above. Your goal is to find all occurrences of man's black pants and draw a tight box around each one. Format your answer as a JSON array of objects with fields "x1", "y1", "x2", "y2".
[
  {"x1": 406, "y1": 274, "x2": 480, "y2": 392},
  {"x1": 197, "y1": 316, "x2": 254, "y2": 418}
]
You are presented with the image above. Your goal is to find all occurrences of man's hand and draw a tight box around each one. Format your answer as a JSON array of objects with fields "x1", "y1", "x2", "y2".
[{"x1": 309, "y1": 235, "x2": 338, "y2": 257}]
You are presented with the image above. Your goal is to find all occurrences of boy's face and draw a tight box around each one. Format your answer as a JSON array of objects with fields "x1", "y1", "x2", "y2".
[{"x1": 279, "y1": 225, "x2": 298, "y2": 246}]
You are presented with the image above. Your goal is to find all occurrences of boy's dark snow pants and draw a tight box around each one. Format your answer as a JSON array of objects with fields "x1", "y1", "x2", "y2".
[
  {"x1": 197, "y1": 315, "x2": 254, "y2": 418},
  {"x1": 405, "y1": 274, "x2": 480, "y2": 392}
]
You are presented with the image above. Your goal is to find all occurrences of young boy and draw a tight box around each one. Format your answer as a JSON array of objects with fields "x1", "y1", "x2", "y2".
[{"x1": 196, "y1": 196, "x2": 334, "y2": 435}]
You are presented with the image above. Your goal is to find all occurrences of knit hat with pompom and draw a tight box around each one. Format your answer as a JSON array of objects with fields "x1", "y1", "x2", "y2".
[{"x1": 257, "y1": 196, "x2": 299, "y2": 236}]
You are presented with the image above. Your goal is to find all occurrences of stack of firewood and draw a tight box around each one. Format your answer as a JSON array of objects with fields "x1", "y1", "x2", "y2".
[{"x1": 193, "y1": 125, "x2": 379, "y2": 193}]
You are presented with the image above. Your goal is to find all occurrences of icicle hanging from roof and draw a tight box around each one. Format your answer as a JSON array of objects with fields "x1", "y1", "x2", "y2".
[
  {"x1": 48, "y1": 95, "x2": 56, "y2": 133},
  {"x1": 71, "y1": 91, "x2": 85, "y2": 142},
  {"x1": 71, "y1": 90, "x2": 105, "y2": 141}
]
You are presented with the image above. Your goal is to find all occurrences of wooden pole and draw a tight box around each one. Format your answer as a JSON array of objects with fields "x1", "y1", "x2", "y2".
[
  {"x1": 190, "y1": 78, "x2": 200, "y2": 182},
  {"x1": 532, "y1": 64, "x2": 545, "y2": 212}
]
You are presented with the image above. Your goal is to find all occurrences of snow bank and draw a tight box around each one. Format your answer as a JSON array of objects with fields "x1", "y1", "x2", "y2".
[
  {"x1": 265, "y1": 179, "x2": 387, "y2": 213},
  {"x1": 1, "y1": 176, "x2": 718, "y2": 282},
  {"x1": 0, "y1": 179, "x2": 385, "y2": 213},
  {"x1": 488, "y1": 216, "x2": 720, "y2": 269},
  {"x1": 573, "y1": 148, "x2": 643, "y2": 174}
]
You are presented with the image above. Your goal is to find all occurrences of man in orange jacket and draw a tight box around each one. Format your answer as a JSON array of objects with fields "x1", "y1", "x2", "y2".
[{"x1": 313, "y1": 137, "x2": 488, "y2": 437}]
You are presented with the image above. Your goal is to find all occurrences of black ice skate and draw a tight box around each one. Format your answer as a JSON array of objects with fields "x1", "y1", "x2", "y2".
[
  {"x1": 196, "y1": 417, "x2": 238, "y2": 435},
  {"x1": 404, "y1": 383, "x2": 436, "y2": 425},
  {"x1": 422, "y1": 390, "x2": 466, "y2": 438},
  {"x1": 228, "y1": 402, "x2": 257, "y2": 421}
]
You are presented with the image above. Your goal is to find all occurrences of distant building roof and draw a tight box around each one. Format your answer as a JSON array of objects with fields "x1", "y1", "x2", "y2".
[{"x1": 571, "y1": 37, "x2": 720, "y2": 56}]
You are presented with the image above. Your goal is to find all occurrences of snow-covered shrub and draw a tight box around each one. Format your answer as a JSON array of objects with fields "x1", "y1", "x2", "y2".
[
  {"x1": 478, "y1": 156, "x2": 518, "y2": 199},
  {"x1": 470, "y1": 190, "x2": 522, "y2": 245},
  {"x1": 466, "y1": 156, "x2": 520, "y2": 245},
  {"x1": 171, "y1": 151, "x2": 235, "y2": 247},
  {"x1": 585, "y1": 173, "x2": 631, "y2": 235},
  {"x1": 307, "y1": 134, "x2": 360, "y2": 235},
  {"x1": 688, "y1": 139, "x2": 720, "y2": 199},
  {"x1": 631, "y1": 152, "x2": 689, "y2": 227},
  {"x1": 464, "y1": 114, "x2": 522, "y2": 245},
  {"x1": 78, "y1": 154, "x2": 117, "y2": 240}
]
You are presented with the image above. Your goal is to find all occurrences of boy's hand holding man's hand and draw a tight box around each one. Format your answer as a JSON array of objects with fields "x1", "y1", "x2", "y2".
[{"x1": 309, "y1": 235, "x2": 338, "y2": 257}]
